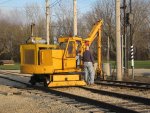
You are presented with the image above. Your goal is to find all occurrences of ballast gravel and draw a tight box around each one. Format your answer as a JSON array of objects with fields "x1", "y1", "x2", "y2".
[{"x1": 0, "y1": 85, "x2": 88, "y2": 113}]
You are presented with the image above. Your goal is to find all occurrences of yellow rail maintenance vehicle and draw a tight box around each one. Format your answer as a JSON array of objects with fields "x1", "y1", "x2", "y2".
[{"x1": 20, "y1": 20, "x2": 103, "y2": 87}]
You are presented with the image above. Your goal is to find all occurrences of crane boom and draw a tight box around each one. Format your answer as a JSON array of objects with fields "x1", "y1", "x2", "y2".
[
  {"x1": 83, "y1": 20, "x2": 103, "y2": 78},
  {"x1": 83, "y1": 20, "x2": 103, "y2": 46}
]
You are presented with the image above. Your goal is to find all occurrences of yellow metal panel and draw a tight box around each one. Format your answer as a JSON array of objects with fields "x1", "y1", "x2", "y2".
[
  {"x1": 48, "y1": 80, "x2": 86, "y2": 87},
  {"x1": 64, "y1": 59, "x2": 76, "y2": 69},
  {"x1": 54, "y1": 68, "x2": 81, "y2": 73},
  {"x1": 36, "y1": 44, "x2": 57, "y2": 48},
  {"x1": 21, "y1": 44, "x2": 57, "y2": 48},
  {"x1": 20, "y1": 46, "x2": 23, "y2": 65},
  {"x1": 40, "y1": 50, "x2": 52, "y2": 65},
  {"x1": 20, "y1": 65, "x2": 54, "y2": 74},
  {"x1": 52, "y1": 50, "x2": 64, "y2": 69},
  {"x1": 20, "y1": 44, "x2": 57, "y2": 66},
  {"x1": 52, "y1": 75, "x2": 80, "y2": 81}
]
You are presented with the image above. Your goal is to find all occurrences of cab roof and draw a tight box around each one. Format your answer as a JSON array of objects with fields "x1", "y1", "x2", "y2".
[{"x1": 58, "y1": 36, "x2": 83, "y2": 43}]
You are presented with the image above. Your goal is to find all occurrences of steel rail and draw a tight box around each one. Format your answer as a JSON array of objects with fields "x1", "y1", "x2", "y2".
[
  {"x1": 79, "y1": 86, "x2": 150, "y2": 105},
  {"x1": 0, "y1": 75, "x2": 138, "y2": 113},
  {"x1": 95, "y1": 80, "x2": 150, "y2": 90},
  {"x1": 99, "y1": 80, "x2": 150, "y2": 86},
  {"x1": 45, "y1": 88, "x2": 138, "y2": 113}
]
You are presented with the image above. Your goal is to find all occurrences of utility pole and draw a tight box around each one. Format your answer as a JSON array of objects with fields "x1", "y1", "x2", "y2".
[
  {"x1": 121, "y1": 35, "x2": 123, "y2": 74},
  {"x1": 123, "y1": 0, "x2": 128, "y2": 76},
  {"x1": 73, "y1": 0, "x2": 77, "y2": 36},
  {"x1": 46, "y1": 0, "x2": 50, "y2": 45},
  {"x1": 129, "y1": 0, "x2": 134, "y2": 79},
  {"x1": 107, "y1": 36, "x2": 110, "y2": 62},
  {"x1": 116, "y1": 0, "x2": 122, "y2": 81}
]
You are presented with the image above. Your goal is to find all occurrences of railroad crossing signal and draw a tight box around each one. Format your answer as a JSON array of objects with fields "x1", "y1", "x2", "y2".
[
  {"x1": 130, "y1": 45, "x2": 134, "y2": 67},
  {"x1": 130, "y1": 45, "x2": 134, "y2": 79}
]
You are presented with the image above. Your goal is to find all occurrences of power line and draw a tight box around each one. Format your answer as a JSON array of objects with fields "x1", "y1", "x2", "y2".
[
  {"x1": 50, "y1": 0, "x2": 61, "y2": 8},
  {"x1": 0, "y1": 0, "x2": 62, "y2": 9},
  {"x1": 51, "y1": 0, "x2": 59, "y2": 6}
]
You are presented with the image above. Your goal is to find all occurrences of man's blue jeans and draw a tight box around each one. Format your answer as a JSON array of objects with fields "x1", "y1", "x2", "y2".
[{"x1": 84, "y1": 62, "x2": 95, "y2": 84}]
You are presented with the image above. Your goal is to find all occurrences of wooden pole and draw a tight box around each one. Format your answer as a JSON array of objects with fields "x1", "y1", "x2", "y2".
[{"x1": 116, "y1": 0, "x2": 122, "y2": 81}]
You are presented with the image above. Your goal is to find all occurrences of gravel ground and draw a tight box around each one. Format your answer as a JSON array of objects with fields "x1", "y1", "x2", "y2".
[
  {"x1": 55, "y1": 87, "x2": 150, "y2": 112},
  {"x1": 0, "y1": 70, "x2": 150, "y2": 113},
  {"x1": 90, "y1": 85, "x2": 150, "y2": 98},
  {"x1": 128, "y1": 69, "x2": 150, "y2": 77},
  {"x1": 0, "y1": 85, "x2": 88, "y2": 113},
  {"x1": 56, "y1": 87, "x2": 128, "y2": 103}
]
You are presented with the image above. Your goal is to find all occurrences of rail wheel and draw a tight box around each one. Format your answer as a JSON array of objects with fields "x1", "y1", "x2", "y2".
[
  {"x1": 44, "y1": 75, "x2": 50, "y2": 87},
  {"x1": 29, "y1": 75, "x2": 36, "y2": 85}
]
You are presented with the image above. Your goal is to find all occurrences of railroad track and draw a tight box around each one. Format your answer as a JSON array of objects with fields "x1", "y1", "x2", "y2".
[
  {"x1": 95, "y1": 80, "x2": 150, "y2": 90},
  {"x1": 1, "y1": 70, "x2": 149, "y2": 90},
  {"x1": 79, "y1": 86, "x2": 150, "y2": 105},
  {"x1": 0, "y1": 73, "x2": 150, "y2": 113}
]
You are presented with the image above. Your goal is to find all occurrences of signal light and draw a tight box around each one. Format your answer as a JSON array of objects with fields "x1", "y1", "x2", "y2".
[{"x1": 126, "y1": 13, "x2": 133, "y2": 25}]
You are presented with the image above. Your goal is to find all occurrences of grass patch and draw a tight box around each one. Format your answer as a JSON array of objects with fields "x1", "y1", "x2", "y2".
[
  {"x1": 0, "y1": 60, "x2": 149, "y2": 70},
  {"x1": 104, "y1": 60, "x2": 150, "y2": 69},
  {"x1": 0, "y1": 63, "x2": 20, "y2": 70},
  {"x1": 131, "y1": 61, "x2": 150, "y2": 69}
]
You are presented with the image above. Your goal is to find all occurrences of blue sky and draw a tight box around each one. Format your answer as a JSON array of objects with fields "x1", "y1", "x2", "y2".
[
  {"x1": 0, "y1": 0, "x2": 97, "y2": 13},
  {"x1": 0, "y1": 0, "x2": 98, "y2": 22}
]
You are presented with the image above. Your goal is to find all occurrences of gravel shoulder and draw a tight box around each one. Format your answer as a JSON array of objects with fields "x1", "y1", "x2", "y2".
[
  {"x1": 0, "y1": 69, "x2": 149, "y2": 113},
  {"x1": 0, "y1": 85, "x2": 88, "y2": 113}
]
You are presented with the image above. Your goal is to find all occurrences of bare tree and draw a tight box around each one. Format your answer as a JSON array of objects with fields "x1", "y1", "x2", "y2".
[
  {"x1": 24, "y1": 3, "x2": 45, "y2": 37},
  {"x1": 53, "y1": 0, "x2": 73, "y2": 37},
  {"x1": 82, "y1": 0, "x2": 116, "y2": 60},
  {"x1": 128, "y1": 0, "x2": 150, "y2": 60}
]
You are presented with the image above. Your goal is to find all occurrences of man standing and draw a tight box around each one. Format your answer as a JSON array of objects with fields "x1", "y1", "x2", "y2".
[{"x1": 83, "y1": 46, "x2": 95, "y2": 85}]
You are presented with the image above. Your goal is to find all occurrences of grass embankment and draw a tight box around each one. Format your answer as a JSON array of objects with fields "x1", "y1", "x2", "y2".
[
  {"x1": 132, "y1": 61, "x2": 150, "y2": 69},
  {"x1": 0, "y1": 63, "x2": 20, "y2": 70},
  {"x1": 108, "y1": 60, "x2": 150, "y2": 69},
  {"x1": 0, "y1": 61, "x2": 149, "y2": 70}
]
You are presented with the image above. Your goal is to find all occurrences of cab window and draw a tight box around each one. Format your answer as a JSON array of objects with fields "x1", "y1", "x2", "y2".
[
  {"x1": 66, "y1": 41, "x2": 76, "y2": 58},
  {"x1": 59, "y1": 42, "x2": 67, "y2": 50}
]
